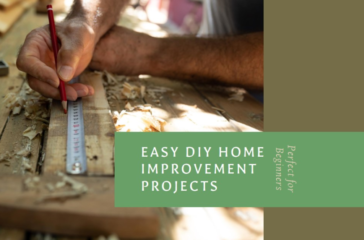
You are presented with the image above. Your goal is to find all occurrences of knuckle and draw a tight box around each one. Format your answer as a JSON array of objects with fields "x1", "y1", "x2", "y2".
[{"x1": 16, "y1": 56, "x2": 24, "y2": 70}]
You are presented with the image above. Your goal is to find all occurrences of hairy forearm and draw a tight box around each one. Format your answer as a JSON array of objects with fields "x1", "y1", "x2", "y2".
[
  {"x1": 66, "y1": 0, "x2": 130, "y2": 41},
  {"x1": 147, "y1": 32, "x2": 263, "y2": 89}
]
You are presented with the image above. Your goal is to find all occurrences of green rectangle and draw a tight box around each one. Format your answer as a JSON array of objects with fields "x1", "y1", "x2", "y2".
[{"x1": 115, "y1": 132, "x2": 364, "y2": 207}]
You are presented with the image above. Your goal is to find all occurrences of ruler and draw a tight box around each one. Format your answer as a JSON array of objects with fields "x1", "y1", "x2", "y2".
[{"x1": 66, "y1": 78, "x2": 87, "y2": 175}]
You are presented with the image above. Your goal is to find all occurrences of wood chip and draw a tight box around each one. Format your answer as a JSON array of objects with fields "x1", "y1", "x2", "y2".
[
  {"x1": 23, "y1": 126, "x2": 41, "y2": 140},
  {"x1": 228, "y1": 89, "x2": 247, "y2": 102},
  {"x1": 112, "y1": 104, "x2": 165, "y2": 132},
  {"x1": 0, "y1": 151, "x2": 13, "y2": 163}
]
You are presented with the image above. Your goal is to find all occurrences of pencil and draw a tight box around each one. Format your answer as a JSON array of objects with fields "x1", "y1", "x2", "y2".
[{"x1": 47, "y1": 4, "x2": 67, "y2": 114}]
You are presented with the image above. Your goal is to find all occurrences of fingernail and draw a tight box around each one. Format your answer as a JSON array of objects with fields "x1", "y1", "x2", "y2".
[
  {"x1": 76, "y1": 89, "x2": 87, "y2": 96},
  {"x1": 88, "y1": 86, "x2": 94, "y2": 95},
  {"x1": 58, "y1": 66, "x2": 74, "y2": 80}
]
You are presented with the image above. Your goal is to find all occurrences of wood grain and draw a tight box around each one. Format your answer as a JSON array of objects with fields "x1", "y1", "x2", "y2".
[
  {"x1": 80, "y1": 72, "x2": 115, "y2": 175},
  {"x1": 193, "y1": 84, "x2": 264, "y2": 132},
  {"x1": 42, "y1": 100, "x2": 67, "y2": 174},
  {"x1": 0, "y1": 174, "x2": 159, "y2": 238}
]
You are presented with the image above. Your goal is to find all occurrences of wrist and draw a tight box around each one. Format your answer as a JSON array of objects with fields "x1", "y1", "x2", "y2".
[{"x1": 59, "y1": 17, "x2": 97, "y2": 49}]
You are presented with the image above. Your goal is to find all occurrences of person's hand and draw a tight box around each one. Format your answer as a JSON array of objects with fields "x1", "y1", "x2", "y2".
[
  {"x1": 17, "y1": 19, "x2": 96, "y2": 100},
  {"x1": 89, "y1": 26, "x2": 157, "y2": 75}
]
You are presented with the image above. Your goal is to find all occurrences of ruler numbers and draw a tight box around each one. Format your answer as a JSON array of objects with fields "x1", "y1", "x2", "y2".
[{"x1": 66, "y1": 77, "x2": 87, "y2": 174}]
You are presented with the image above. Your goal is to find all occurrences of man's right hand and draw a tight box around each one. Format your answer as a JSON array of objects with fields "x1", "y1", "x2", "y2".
[{"x1": 17, "y1": 19, "x2": 96, "y2": 100}]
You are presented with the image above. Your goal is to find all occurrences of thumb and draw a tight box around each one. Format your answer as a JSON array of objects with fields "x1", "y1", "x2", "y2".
[{"x1": 57, "y1": 37, "x2": 84, "y2": 81}]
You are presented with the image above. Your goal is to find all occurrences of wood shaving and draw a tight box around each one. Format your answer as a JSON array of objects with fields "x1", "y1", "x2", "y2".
[
  {"x1": 147, "y1": 86, "x2": 172, "y2": 99},
  {"x1": 104, "y1": 71, "x2": 118, "y2": 85},
  {"x1": 16, "y1": 148, "x2": 31, "y2": 157},
  {"x1": 57, "y1": 171, "x2": 88, "y2": 192},
  {"x1": 0, "y1": 151, "x2": 13, "y2": 164},
  {"x1": 228, "y1": 89, "x2": 247, "y2": 102},
  {"x1": 22, "y1": 158, "x2": 33, "y2": 172},
  {"x1": 3, "y1": 81, "x2": 50, "y2": 120},
  {"x1": 55, "y1": 181, "x2": 66, "y2": 189},
  {"x1": 23, "y1": 126, "x2": 42, "y2": 140},
  {"x1": 24, "y1": 176, "x2": 40, "y2": 190},
  {"x1": 46, "y1": 183, "x2": 55, "y2": 192},
  {"x1": 35, "y1": 172, "x2": 88, "y2": 203},
  {"x1": 112, "y1": 103, "x2": 165, "y2": 132},
  {"x1": 16, "y1": 143, "x2": 31, "y2": 157},
  {"x1": 121, "y1": 82, "x2": 143, "y2": 99}
]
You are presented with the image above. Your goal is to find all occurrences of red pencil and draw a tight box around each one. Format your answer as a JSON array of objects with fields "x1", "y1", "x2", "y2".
[{"x1": 47, "y1": 4, "x2": 67, "y2": 114}]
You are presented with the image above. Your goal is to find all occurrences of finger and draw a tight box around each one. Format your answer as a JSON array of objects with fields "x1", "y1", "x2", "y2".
[
  {"x1": 28, "y1": 75, "x2": 93, "y2": 101},
  {"x1": 17, "y1": 31, "x2": 60, "y2": 88},
  {"x1": 56, "y1": 23, "x2": 94, "y2": 81}
]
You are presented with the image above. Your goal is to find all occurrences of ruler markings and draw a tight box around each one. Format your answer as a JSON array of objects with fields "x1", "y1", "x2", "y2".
[{"x1": 66, "y1": 77, "x2": 87, "y2": 174}]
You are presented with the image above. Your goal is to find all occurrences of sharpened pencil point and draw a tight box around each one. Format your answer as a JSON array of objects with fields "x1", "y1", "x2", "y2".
[{"x1": 62, "y1": 101, "x2": 68, "y2": 114}]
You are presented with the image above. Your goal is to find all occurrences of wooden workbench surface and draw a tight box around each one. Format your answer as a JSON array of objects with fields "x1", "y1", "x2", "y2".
[{"x1": 0, "y1": 6, "x2": 264, "y2": 240}]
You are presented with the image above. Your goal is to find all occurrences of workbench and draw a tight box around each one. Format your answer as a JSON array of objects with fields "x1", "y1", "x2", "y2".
[{"x1": 0, "y1": 5, "x2": 263, "y2": 240}]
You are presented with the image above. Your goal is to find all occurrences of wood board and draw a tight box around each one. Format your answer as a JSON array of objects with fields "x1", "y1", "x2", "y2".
[{"x1": 0, "y1": 174, "x2": 159, "y2": 238}]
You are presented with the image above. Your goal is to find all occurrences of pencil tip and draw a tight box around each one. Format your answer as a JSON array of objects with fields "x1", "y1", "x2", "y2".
[{"x1": 62, "y1": 101, "x2": 68, "y2": 114}]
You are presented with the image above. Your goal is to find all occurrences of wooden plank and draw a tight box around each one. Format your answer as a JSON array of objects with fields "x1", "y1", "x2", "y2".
[
  {"x1": 0, "y1": 228, "x2": 25, "y2": 240},
  {"x1": 0, "y1": 174, "x2": 159, "y2": 239},
  {"x1": 193, "y1": 84, "x2": 264, "y2": 132},
  {"x1": 80, "y1": 72, "x2": 115, "y2": 175},
  {"x1": 44, "y1": 72, "x2": 115, "y2": 175},
  {"x1": 0, "y1": 3, "x2": 25, "y2": 35},
  {"x1": 141, "y1": 77, "x2": 239, "y2": 132},
  {"x1": 42, "y1": 100, "x2": 67, "y2": 174}
]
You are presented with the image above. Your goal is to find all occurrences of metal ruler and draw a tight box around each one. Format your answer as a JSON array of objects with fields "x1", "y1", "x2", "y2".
[{"x1": 66, "y1": 78, "x2": 87, "y2": 175}]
